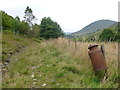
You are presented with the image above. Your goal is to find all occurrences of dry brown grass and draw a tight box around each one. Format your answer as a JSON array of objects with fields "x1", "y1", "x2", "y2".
[
  {"x1": 43, "y1": 38, "x2": 118, "y2": 87},
  {"x1": 3, "y1": 35, "x2": 118, "y2": 88},
  {"x1": 44, "y1": 38, "x2": 118, "y2": 62}
]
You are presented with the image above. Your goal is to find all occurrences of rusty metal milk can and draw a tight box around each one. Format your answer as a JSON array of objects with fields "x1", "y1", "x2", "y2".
[{"x1": 88, "y1": 45, "x2": 107, "y2": 72}]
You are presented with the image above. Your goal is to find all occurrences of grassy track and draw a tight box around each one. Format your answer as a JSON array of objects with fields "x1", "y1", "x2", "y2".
[{"x1": 2, "y1": 33, "x2": 118, "y2": 88}]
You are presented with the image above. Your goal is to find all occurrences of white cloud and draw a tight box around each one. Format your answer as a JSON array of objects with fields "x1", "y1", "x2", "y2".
[{"x1": 0, "y1": 0, "x2": 119, "y2": 32}]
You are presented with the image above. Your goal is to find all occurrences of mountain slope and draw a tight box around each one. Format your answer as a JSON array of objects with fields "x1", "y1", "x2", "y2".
[
  {"x1": 70, "y1": 20, "x2": 116, "y2": 37},
  {"x1": 84, "y1": 22, "x2": 118, "y2": 41},
  {"x1": 109, "y1": 22, "x2": 118, "y2": 30},
  {"x1": 65, "y1": 32, "x2": 72, "y2": 35}
]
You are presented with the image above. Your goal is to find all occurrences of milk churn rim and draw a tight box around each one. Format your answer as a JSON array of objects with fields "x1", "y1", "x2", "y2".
[{"x1": 88, "y1": 45, "x2": 98, "y2": 49}]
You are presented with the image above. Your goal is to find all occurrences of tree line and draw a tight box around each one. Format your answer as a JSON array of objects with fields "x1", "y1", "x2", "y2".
[
  {"x1": 99, "y1": 28, "x2": 119, "y2": 42},
  {"x1": 0, "y1": 6, "x2": 64, "y2": 39},
  {"x1": 85, "y1": 28, "x2": 119, "y2": 42},
  {"x1": 71, "y1": 25, "x2": 119, "y2": 42}
]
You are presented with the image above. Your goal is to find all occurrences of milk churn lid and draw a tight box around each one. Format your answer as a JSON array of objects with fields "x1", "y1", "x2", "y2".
[{"x1": 88, "y1": 45, "x2": 98, "y2": 49}]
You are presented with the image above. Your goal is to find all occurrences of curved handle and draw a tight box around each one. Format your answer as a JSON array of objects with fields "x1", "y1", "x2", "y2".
[{"x1": 100, "y1": 44, "x2": 105, "y2": 58}]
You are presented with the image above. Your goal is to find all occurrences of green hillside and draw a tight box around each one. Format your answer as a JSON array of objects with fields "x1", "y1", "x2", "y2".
[
  {"x1": 69, "y1": 20, "x2": 116, "y2": 37},
  {"x1": 89, "y1": 22, "x2": 118, "y2": 41},
  {"x1": 72, "y1": 22, "x2": 119, "y2": 42}
]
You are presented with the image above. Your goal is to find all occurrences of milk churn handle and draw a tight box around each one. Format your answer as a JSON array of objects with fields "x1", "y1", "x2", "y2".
[{"x1": 100, "y1": 44, "x2": 105, "y2": 58}]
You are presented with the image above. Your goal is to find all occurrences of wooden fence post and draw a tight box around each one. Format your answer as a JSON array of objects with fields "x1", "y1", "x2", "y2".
[
  {"x1": 100, "y1": 44, "x2": 105, "y2": 58},
  {"x1": 75, "y1": 40, "x2": 77, "y2": 50},
  {"x1": 68, "y1": 36, "x2": 70, "y2": 46},
  {"x1": 100, "y1": 44, "x2": 108, "y2": 81}
]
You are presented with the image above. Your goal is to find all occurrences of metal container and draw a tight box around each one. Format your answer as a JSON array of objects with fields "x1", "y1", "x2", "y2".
[{"x1": 88, "y1": 45, "x2": 107, "y2": 71}]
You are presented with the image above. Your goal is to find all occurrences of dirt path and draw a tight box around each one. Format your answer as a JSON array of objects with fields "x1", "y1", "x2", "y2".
[{"x1": 2, "y1": 41, "x2": 36, "y2": 74}]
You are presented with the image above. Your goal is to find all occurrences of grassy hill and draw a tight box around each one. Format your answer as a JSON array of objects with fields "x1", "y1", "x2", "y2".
[
  {"x1": 69, "y1": 20, "x2": 116, "y2": 37},
  {"x1": 2, "y1": 32, "x2": 118, "y2": 88},
  {"x1": 89, "y1": 22, "x2": 118, "y2": 41},
  {"x1": 72, "y1": 22, "x2": 119, "y2": 42}
]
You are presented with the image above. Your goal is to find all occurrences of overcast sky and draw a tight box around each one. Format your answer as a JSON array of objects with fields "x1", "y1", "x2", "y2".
[{"x1": 0, "y1": 0, "x2": 119, "y2": 32}]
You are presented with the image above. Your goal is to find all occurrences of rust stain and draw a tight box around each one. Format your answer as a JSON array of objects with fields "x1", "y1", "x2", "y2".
[{"x1": 88, "y1": 45, "x2": 107, "y2": 71}]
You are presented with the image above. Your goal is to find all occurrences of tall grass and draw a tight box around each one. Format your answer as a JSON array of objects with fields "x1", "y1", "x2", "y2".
[
  {"x1": 2, "y1": 36, "x2": 118, "y2": 88},
  {"x1": 43, "y1": 38, "x2": 118, "y2": 88},
  {"x1": 0, "y1": 32, "x2": 2, "y2": 89},
  {"x1": 2, "y1": 31, "x2": 33, "y2": 63}
]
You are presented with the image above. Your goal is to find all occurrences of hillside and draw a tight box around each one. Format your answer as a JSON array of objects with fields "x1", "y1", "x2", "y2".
[
  {"x1": 2, "y1": 31, "x2": 34, "y2": 64},
  {"x1": 85, "y1": 22, "x2": 119, "y2": 41},
  {"x1": 94, "y1": 22, "x2": 118, "y2": 36},
  {"x1": 2, "y1": 32, "x2": 118, "y2": 88},
  {"x1": 109, "y1": 22, "x2": 118, "y2": 31},
  {"x1": 69, "y1": 20, "x2": 116, "y2": 37},
  {"x1": 65, "y1": 32, "x2": 72, "y2": 35}
]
